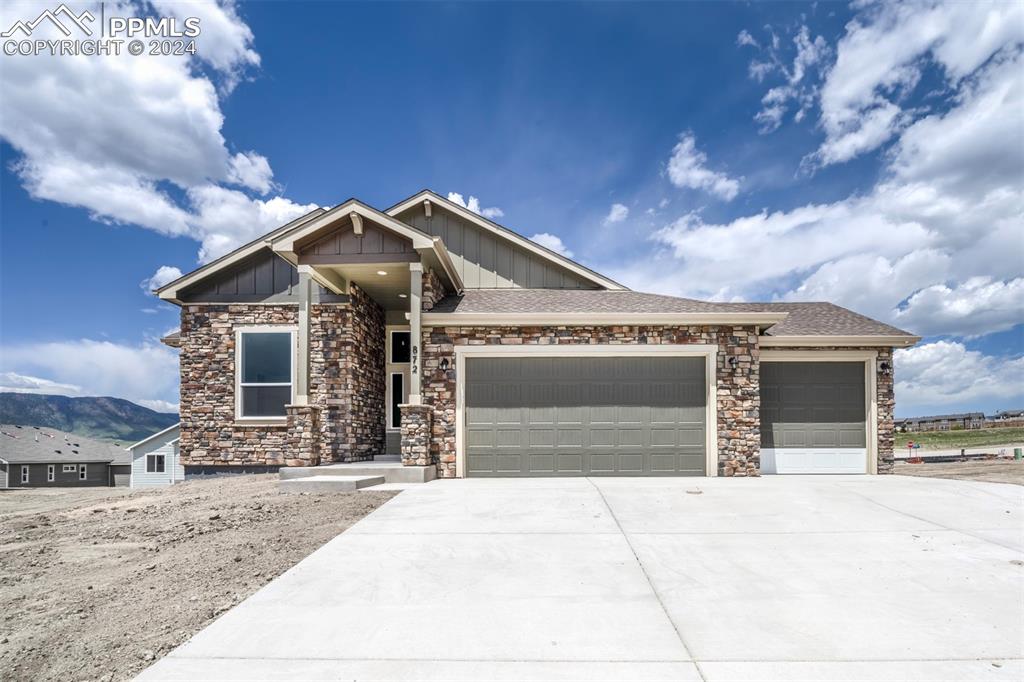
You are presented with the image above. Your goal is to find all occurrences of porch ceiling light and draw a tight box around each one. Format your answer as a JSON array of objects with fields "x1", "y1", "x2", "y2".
[
  {"x1": 398, "y1": 293, "x2": 408, "y2": 298},
  {"x1": 376, "y1": 270, "x2": 388, "y2": 276}
]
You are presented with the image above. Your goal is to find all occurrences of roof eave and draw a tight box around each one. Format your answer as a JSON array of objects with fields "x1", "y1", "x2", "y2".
[
  {"x1": 761, "y1": 334, "x2": 921, "y2": 347},
  {"x1": 422, "y1": 312, "x2": 789, "y2": 326}
]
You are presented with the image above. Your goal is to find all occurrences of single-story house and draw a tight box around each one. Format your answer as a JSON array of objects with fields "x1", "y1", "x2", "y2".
[
  {"x1": 157, "y1": 190, "x2": 919, "y2": 478},
  {"x1": 0, "y1": 424, "x2": 131, "y2": 488},
  {"x1": 896, "y1": 412, "x2": 986, "y2": 432},
  {"x1": 989, "y1": 409, "x2": 1024, "y2": 428},
  {"x1": 127, "y1": 423, "x2": 184, "y2": 488}
]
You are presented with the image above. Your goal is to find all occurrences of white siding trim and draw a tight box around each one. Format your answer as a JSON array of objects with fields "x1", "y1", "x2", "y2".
[{"x1": 453, "y1": 344, "x2": 719, "y2": 478}]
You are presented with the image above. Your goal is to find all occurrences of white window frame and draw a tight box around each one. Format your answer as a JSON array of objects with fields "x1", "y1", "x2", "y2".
[
  {"x1": 147, "y1": 453, "x2": 166, "y2": 473},
  {"x1": 79, "y1": 464, "x2": 87, "y2": 480},
  {"x1": 62, "y1": 464, "x2": 76, "y2": 472},
  {"x1": 21, "y1": 465, "x2": 29, "y2": 484},
  {"x1": 388, "y1": 372, "x2": 405, "y2": 429},
  {"x1": 47, "y1": 464, "x2": 55, "y2": 482},
  {"x1": 235, "y1": 326, "x2": 297, "y2": 421}
]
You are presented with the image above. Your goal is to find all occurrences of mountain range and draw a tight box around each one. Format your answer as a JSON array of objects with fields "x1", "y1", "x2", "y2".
[{"x1": 0, "y1": 393, "x2": 178, "y2": 444}]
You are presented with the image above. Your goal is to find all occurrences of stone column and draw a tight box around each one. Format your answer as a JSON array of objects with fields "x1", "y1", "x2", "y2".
[
  {"x1": 408, "y1": 262, "x2": 423, "y2": 404},
  {"x1": 285, "y1": 404, "x2": 321, "y2": 466},
  {"x1": 399, "y1": 404, "x2": 432, "y2": 466}
]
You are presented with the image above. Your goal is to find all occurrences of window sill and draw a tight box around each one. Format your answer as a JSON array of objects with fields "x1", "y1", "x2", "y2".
[{"x1": 234, "y1": 418, "x2": 288, "y2": 427}]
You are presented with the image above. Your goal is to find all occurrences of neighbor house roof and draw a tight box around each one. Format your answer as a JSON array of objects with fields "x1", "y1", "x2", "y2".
[
  {"x1": 898, "y1": 412, "x2": 986, "y2": 422},
  {"x1": 425, "y1": 291, "x2": 919, "y2": 345},
  {"x1": 0, "y1": 425, "x2": 131, "y2": 464},
  {"x1": 125, "y1": 423, "x2": 181, "y2": 452}
]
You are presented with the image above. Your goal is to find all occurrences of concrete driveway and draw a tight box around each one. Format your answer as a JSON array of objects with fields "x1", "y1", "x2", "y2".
[{"x1": 139, "y1": 475, "x2": 1023, "y2": 681}]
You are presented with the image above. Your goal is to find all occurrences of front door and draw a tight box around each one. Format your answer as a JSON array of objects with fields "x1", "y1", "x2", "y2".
[{"x1": 385, "y1": 326, "x2": 411, "y2": 454}]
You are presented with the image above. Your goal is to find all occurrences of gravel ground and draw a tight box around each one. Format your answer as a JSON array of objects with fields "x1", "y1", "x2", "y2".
[
  {"x1": 895, "y1": 459, "x2": 1024, "y2": 485},
  {"x1": 0, "y1": 475, "x2": 396, "y2": 682}
]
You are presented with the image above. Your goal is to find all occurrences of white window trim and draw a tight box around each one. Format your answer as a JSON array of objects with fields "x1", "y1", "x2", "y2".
[
  {"x1": 760, "y1": 349, "x2": 879, "y2": 475},
  {"x1": 388, "y1": 372, "x2": 405, "y2": 429},
  {"x1": 387, "y1": 327, "x2": 411, "y2": 365},
  {"x1": 234, "y1": 326, "x2": 298, "y2": 422},
  {"x1": 147, "y1": 453, "x2": 166, "y2": 473},
  {"x1": 79, "y1": 464, "x2": 87, "y2": 480},
  {"x1": 453, "y1": 344, "x2": 720, "y2": 479},
  {"x1": 21, "y1": 465, "x2": 29, "y2": 484},
  {"x1": 47, "y1": 464, "x2": 54, "y2": 482},
  {"x1": 62, "y1": 464, "x2": 76, "y2": 472}
]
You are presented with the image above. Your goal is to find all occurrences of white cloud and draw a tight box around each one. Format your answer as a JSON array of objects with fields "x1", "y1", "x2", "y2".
[
  {"x1": 666, "y1": 133, "x2": 740, "y2": 200},
  {"x1": 0, "y1": 372, "x2": 82, "y2": 395},
  {"x1": 0, "y1": 339, "x2": 180, "y2": 412},
  {"x1": 736, "y1": 30, "x2": 759, "y2": 48},
  {"x1": 529, "y1": 233, "x2": 574, "y2": 258},
  {"x1": 742, "y1": 25, "x2": 830, "y2": 132},
  {"x1": 140, "y1": 266, "x2": 183, "y2": 294},
  {"x1": 0, "y1": 0, "x2": 315, "y2": 264},
  {"x1": 895, "y1": 341, "x2": 1024, "y2": 413},
  {"x1": 893, "y1": 277, "x2": 1024, "y2": 338},
  {"x1": 137, "y1": 399, "x2": 180, "y2": 413},
  {"x1": 447, "y1": 192, "x2": 504, "y2": 219},
  {"x1": 604, "y1": 203, "x2": 629, "y2": 224},
  {"x1": 227, "y1": 152, "x2": 275, "y2": 194},
  {"x1": 812, "y1": 0, "x2": 1024, "y2": 167},
  {"x1": 610, "y1": 47, "x2": 1024, "y2": 345}
]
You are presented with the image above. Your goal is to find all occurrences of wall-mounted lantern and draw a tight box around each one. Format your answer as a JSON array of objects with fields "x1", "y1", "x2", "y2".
[
  {"x1": 728, "y1": 357, "x2": 739, "y2": 370},
  {"x1": 879, "y1": 360, "x2": 893, "y2": 376},
  {"x1": 439, "y1": 358, "x2": 450, "y2": 372}
]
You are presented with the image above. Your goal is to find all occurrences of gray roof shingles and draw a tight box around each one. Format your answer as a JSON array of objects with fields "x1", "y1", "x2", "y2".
[
  {"x1": 0, "y1": 425, "x2": 130, "y2": 465},
  {"x1": 427, "y1": 290, "x2": 915, "y2": 338}
]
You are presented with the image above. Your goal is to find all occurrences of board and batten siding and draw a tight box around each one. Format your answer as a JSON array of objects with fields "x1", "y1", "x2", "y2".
[
  {"x1": 178, "y1": 249, "x2": 346, "y2": 304},
  {"x1": 130, "y1": 425, "x2": 184, "y2": 487},
  {"x1": 398, "y1": 207, "x2": 599, "y2": 289}
]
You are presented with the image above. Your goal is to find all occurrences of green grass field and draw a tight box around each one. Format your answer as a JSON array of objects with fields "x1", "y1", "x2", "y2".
[{"x1": 899, "y1": 427, "x2": 1024, "y2": 451}]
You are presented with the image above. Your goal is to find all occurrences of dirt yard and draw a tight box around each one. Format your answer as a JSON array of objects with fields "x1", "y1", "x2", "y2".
[
  {"x1": 895, "y1": 459, "x2": 1024, "y2": 485},
  {"x1": 0, "y1": 475, "x2": 396, "y2": 682}
]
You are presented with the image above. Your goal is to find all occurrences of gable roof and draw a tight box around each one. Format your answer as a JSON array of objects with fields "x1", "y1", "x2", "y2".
[
  {"x1": 156, "y1": 208, "x2": 327, "y2": 303},
  {"x1": 0, "y1": 424, "x2": 130, "y2": 464},
  {"x1": 386, "y1": 190, "x2": 626, "y2": 291},
  {"x1": 125, "y1": 422, "x2": 181, "y2": 451}
]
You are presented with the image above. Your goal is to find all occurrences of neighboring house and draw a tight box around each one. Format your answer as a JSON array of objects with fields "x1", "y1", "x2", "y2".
[
  {"x1": 0, "y1": 424, "x2": 130, "y2": 488},
  {"x1": 157, "y1": 190, "x2": 919, "y2": 478},
  {"x1": 988, "y1": 409, "x2": 1024, "y2": 428},
  {"x1": 896, "y1": 412, "x2": 987, "y2": 433},
  {"x1": 127, "y1": 423, "x2": 183, "y2": 488}
]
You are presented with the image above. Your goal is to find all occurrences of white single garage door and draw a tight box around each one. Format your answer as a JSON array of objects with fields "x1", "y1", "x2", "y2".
[{"x1": 760, "y1": 361, "x2": 868, "y2": 474}]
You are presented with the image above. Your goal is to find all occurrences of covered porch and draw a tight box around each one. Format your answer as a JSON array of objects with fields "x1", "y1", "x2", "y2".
[{"x1": 269, "y1": 199, "x2": 461, "y2": 469}]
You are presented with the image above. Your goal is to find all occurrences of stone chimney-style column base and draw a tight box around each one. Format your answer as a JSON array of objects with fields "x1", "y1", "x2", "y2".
[
  {"x1": 285, "y1": 404, "x2": 322, "y2": 467},
  {"x1": 399, "y1": 404, "x2": 433, "y2": 467}
]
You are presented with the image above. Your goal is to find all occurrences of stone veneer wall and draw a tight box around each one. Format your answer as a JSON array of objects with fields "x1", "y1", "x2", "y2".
[
  {"x1": 772, "y1": 346, "x2": 895, "y2": 474},
  {"x1": 399, "y1": 404, "x2": 433, "y2": 466},
  {"x1": 178, "y1": 287, "x2": 386, "y2": 468},
  {"x1": 420, "y1": 325, "x2": 761, "y2": 478},
  {"x1": 179, "y1": 304, "x2": 297, "y2": 467},
  {"x1": 421, "y1": 268, "x2": 446, "y2": 311}
]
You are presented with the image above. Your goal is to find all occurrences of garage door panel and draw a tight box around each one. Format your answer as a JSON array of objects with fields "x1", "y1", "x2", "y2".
[
  {"x1": 760, "y1": 361, "x2": 868, "y2": 474},
  {"x1": 465, "y1": 356, "x2": 707, "y2": 477}
]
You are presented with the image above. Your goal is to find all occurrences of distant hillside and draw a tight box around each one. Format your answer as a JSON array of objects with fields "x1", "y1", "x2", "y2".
[{"x1": 0, "y1": 393, "x2": 178, "y2": 444}]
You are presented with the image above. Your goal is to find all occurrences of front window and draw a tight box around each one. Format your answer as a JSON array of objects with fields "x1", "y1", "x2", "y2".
[
  {"x1": 147, "y1": 454, "x2": 166, "y2": 473},
  {"x1": 238, "y1": 330, "x2": 294, "y2": 418},
  {"x1": 21, "y1": 466, "x2": 28, "y2": 483},
  {"x1": 48, "y1": 465, "x2": 54, "y2": 482},
  {"x1": 62, "y1": 464, "x2": 76, "y2": 472},
  {"x1": 79, "y1": 464, "x2": 87, "y2": 480},
  {"x1": 390, "y1": 331, "x2": 411, "y2": 363}
]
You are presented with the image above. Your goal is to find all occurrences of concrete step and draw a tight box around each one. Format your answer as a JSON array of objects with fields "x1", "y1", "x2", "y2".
[
  {"x1": 374, "y1": 455, "x2": 401, "y2": 463},
  {"x1": 278, "y1": 475, "x2": 385, "y2": 493},
  {"x1": 279, "y1": 463, "x2": 436, "y2": 484}
]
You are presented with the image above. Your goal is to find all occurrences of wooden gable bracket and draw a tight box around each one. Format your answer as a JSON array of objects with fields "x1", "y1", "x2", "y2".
[
  {"x1": 350, "y1": 212, "x2": 363, "y2": 235},
  {"x1": 423, "y1": 199, "x2": 432, "y2": 218}
]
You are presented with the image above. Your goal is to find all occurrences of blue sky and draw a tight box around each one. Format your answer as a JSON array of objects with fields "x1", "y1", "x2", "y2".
[{"x1": 0, "y1": 0, "x2": 1021, "y2": 416}]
